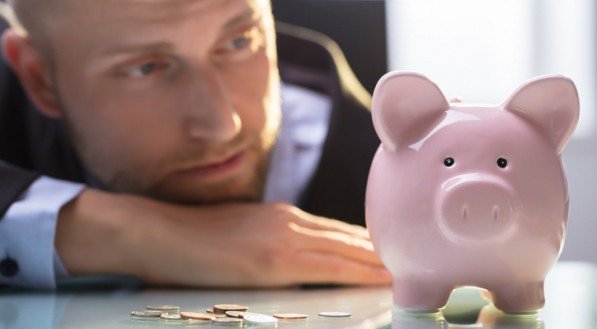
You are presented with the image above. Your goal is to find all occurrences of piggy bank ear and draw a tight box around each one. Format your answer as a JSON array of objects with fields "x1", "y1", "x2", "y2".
[
  {"x1": 503, "y1": 75, "x2": 579, "y2": 155},
  {"x1": 371, "y1": 71, "x2": 449, "y2": 151}
]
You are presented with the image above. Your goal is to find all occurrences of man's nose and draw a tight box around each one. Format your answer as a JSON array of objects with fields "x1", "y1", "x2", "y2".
[{"x1": 183, "y1": 66, "x2": 241, "y2": 141}]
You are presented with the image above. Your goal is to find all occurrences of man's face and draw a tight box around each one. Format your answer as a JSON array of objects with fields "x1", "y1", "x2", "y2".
[{"x1": 44, "y1": 0, "x2": 281, "y2": 203}]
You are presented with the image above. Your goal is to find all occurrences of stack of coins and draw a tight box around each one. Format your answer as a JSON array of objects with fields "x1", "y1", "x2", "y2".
[{"x1": 130, "y1": 303, "x2": 351, "y2": 326}]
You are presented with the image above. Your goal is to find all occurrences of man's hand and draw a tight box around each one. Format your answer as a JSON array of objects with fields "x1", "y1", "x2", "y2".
[{"x1": 55, "y1": 189, "x2": 391, "y2": 287}]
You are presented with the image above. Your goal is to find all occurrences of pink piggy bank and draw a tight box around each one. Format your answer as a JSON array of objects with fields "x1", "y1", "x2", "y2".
[{"x1": 365, "y1": 71, "x2": 579, "y2": 314}]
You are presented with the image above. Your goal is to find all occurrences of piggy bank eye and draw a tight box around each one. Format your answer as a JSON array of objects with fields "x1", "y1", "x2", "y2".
[
  {"x1": 443, "y1": 157, "x2": 455, "y2": 167},
  {"x1": 497, "y1": 157, "x2": 508, "y2": 168}
]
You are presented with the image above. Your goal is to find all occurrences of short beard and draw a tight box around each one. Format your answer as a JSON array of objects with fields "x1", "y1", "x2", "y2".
[{"x1": 144, "y1": 138, "x2": 277, "y2": 205}]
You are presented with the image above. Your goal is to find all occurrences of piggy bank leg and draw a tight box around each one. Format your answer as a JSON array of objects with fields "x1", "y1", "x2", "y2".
[
  {"x1": 393, "y1": 278, "x2": 453, "y2": 312},
  {"x1": 491, "y1": 281, "x2": 545, "y2": 314}
]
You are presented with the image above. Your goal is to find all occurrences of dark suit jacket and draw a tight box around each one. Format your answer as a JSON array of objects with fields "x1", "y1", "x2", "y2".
[{"x1": 0, "y1": 22, "x2": 380, "y2": 226}]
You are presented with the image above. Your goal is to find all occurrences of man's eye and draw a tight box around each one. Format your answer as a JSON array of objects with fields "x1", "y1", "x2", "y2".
[
  {"x1": 227, "y1": 36, "x2": 251, "y2": 51},
  {"x1": 216, "y1": 27, "x2": 263, "y2": 58},
  {"x1": 220, "y1": 35, "x2": 253, "y2": 54},
  {"x1": 127, "y1": 61, "x2": 169, "y2": 78}
]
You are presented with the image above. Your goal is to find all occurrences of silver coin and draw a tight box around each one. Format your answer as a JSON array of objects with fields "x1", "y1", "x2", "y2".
[
  {"x1": 212, "y1": 317, "x2": 243, "y2": 326},
  {"x1": 131, "y1": 310, "x2": 162, "y2": 319},
  {"x1": 243, "y1": 314, "x2": 277, "y2": 325},
  {"x1": 147, "y1": 305, "x2": 180, "y2": 312},
  {"x1": 318, "y1": 311, "x2": 351, "y2": 318}
]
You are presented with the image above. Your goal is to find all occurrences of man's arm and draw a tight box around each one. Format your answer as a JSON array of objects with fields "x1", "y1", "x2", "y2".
[
  {"x1": 56, "y1": 189, "x2": 391, "y2": 287},
  {"x1": 1, "y1": 173, "x2": 390, "y2": 288}
]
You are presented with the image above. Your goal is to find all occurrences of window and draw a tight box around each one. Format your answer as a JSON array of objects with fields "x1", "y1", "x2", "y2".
[{"x1": 387, "y1": 0, "x2": 596, "y2": 138}]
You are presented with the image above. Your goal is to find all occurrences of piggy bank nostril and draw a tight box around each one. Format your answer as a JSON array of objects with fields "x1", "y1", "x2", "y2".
[
  {"x1": 462, "y1": 205, "x2": 469, "y2": 219},
  {"x1": 492, "y1": 206, "x2": 499, "y2": 220}
]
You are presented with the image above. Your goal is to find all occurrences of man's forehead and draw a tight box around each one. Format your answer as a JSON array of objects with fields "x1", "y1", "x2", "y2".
[
  {"x1": 31, "y1": 0, "x2": 265, "y2": 32},
  {"x1": 43, "y1": 0, "x2": 268, "y2": 55},
  {"x1": 8, "y1": 0, "x2": 267, "y2": 40},
  {"x1": 100, "y1": 8, "x2": 261, "y2": 57},
  {"x1": 65, "y1": 0, "x2": 263, "y2": 17},
  {"x1": 31, "y1": 0, "x2": 273, "y2": 70}
]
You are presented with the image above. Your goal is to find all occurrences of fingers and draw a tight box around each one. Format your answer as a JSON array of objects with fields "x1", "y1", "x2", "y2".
[
  {"x1": 293, "y1": 250, "x2": 391, "y2": 286},
  {"x1": 291, "y1": 208, "x2": 371, "y2": 240},
  {"x1": 288, "y1": 223, "x2": 384, "y2": 267}
]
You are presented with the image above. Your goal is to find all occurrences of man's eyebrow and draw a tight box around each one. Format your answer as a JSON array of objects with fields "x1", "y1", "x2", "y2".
[
  {"x1": 219, "y1": 9, "x2": 261, "y2": 36},
  {"x1": 102, "y1": 42, "x2": 174, "y2": 57}
]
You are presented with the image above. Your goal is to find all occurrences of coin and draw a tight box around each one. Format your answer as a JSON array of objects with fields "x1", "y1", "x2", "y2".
[
  {"x1": 180, "y1": 312, "x2": 214, "y2": 320},
  {"x1": 273, "y1": 313, "x2": 309, "y2": 319},
  {"x1": 224, "y1": 311, "x2": 245, "y2": 318},
  {"x1": 212, "y1": 317, "x2": 243, "y2": 325},
  {"x1": 147, "y1": 305, "x2": 180, "y2": 312},
  {"x1": 206, "y1": 308, "x2": 215, "y2": 314},
  {"x1": 213, "y1": 304, "x2": 249, "y2": 314},
  {"x1": 130, "y1": 310, "x2": 163, "y2": 319},
  {"x1": 318, "y1": 311, "x2": 351, "y2": 318},
  {"x1": 160, "y1": 313, "x2": 184, "y2": 320},
  {"x1": 243, "y1": 314, "x2": 277, "y2": 325}
]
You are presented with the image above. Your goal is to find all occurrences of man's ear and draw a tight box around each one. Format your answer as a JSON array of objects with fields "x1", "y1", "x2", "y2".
[
  {"x1": 2, "y1": 29, "x2": 63, "y2": 119},
  {"x1": 503, "y1": 75, "x2": 579, "y2": 155},
  {"x1": 371, "y1": 71, "x2": 449, "y2": 152}
]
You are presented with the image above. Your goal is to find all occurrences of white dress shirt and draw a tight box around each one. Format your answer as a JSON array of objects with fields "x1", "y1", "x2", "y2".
[
  {"x1": 0, "y1": 82, "x2": 332, "y2": 288},
  {"x1": 263, "y1": 83, "x2": 332, "y2": 204}
]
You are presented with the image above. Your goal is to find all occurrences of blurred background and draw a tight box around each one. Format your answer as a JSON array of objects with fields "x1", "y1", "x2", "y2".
[{"x1": 273, "y1": 0, "x2": 597, "y2": 263}]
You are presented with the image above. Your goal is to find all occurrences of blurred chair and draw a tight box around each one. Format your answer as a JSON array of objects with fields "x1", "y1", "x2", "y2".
[{"x1": 273, "y1": 0, "x2": 388, "y2": 94}]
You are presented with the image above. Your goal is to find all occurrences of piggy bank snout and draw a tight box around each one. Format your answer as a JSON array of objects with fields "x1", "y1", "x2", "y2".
[{"x1": 438, "y1": 175, "x2": 518, "y2": 242}]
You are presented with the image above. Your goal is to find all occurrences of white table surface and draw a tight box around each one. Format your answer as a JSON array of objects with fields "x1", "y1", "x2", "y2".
[{"x1": 0, "y1": 262, "x2": 594, "y2": 329}]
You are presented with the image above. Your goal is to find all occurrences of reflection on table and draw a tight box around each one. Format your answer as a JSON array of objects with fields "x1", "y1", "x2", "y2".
[{"x1": 386, "y1": 262, "x2": 596, "y2": 329}]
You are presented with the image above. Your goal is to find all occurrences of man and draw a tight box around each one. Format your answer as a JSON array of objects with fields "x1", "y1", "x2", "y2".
[{"x1": 0, "y1": 0, "x2": 388, "y2": 288}]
